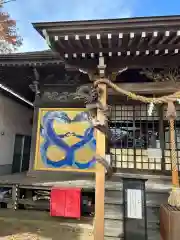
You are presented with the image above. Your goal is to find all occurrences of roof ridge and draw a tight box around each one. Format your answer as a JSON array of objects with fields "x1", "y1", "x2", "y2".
[{"x1": 0, "y1": 49, "x2": 55, "y2": 57}]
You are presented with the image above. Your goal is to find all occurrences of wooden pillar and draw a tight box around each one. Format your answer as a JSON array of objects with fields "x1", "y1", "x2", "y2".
[
  {"x1": 94, "y1": 83, "x2": 106, "y2": 240},
  {"x1": 158, "y1": 105, "x2": 165, "y2": 171},
  {"x1": 94, "y1": 56, "x2": 107, "y2": 240}
]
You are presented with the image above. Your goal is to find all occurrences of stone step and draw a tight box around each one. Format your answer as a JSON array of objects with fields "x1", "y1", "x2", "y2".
[
  {"x1": 105, "y1": 204, "x2": 122, "y2": 220},
  {"x1": 104, "y1": 204, "x2": 160, "y2": 224},
  {"x1": 107, "y1": 173, "x2": 172, "y2": 192},
  {"x1": 104, "y1": 220, "x2": 160, "y2": 240},
  {"x1": 105, "y1": 238, "x2": 122, "y2": 240},
  {"x1": 112, "y1": 172, "x2": 171, "y2": 182},
  {"x1": 148, "y1": 230, "x2": 160, "y2": 240},
  {"x1": 104, "y1": 219, "x2": 159, "y2": 239},
  {"x1": 104, "y1": 219, "x2": 123, "y2": 237},
  {"x1": 105, "y1": 177, "x2": 172, "y2": 193},
  {"x1": 105, "y1": 235, "x2": 160, "y2": 240},
  {"x1": 105, "y1": 190, "x2": 169, "y2": 206},
  {"x1": 105, "y1": 173, "x2": 168, "y2": 239},
  {"x1": 105, "y1": 218, "x2": 159, "y2": 231},
  {"x1": 104, "y1": 183, "x2": 162, "y2": 239}
]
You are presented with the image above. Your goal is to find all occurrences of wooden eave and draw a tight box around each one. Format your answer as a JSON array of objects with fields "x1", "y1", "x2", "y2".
[
  {"x1": 33, "y1": 15, "x2": 180, "y2": 71},
  {"x1": 0, "y1": 50, "x2": 63, "y2": 66},
  {"x1": 0, "y1": 54, "x2": 87, "y2": 102},
  {"x1": 0, "y1": 54, "x2": 64, "y2": 102}
]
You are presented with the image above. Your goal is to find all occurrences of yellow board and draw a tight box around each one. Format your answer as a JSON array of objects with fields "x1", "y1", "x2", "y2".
[{"x1": 34, "y1": 108, "x2": 96, "y2": 172}]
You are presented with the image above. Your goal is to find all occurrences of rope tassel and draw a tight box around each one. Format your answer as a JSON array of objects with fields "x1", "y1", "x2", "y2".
[
  {"x1": 148, "y1": 102, "x2": 154, "y2": 116},
  {"x1": 166, "y1": 101, "x2": 176, "y2": 120}
]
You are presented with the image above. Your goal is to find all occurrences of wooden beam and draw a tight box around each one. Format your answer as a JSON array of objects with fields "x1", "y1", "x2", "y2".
[
  {"x1": 85, "y1": 34, "x2": 93, "y2": 48},
  {"x1": 128, "y1": 32, "x2": 135, "y2": 47},
  {"x1": 158, "y1": 31, "x2": 170, "y2": 45},
  {"x1": 107, "y1": 33, "x2": 112, "y2": 48},
  {"x1": 148, "y1": 31, "x2": 159, "y2": 45},
  {"x1": 54, "y1": 42, "x2": 180, "y2": 55},
  {"x1": 94, "y1": 83, "x2": 107, "y2": 240},
  {"x1": 66, "y1": 55, "x2": 180, "y2": 71},
  {"x1": 108, "y1": 82, "x2": 180, "y2": 95},
  {"x1": 40, "y1": 82, "x2": 180, "y2": 101},
  {"x1": 169, "y1": 30, "x2": 180, "y2": 44},
  {"x1": 137, "y1": 32, "x2": 147, "y2": 48},
  {"x1": 97, "y1": 34, "x2": 102, "y2": 48}
]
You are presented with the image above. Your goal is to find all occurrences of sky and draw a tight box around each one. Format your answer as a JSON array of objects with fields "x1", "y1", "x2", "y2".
[{"x1": 3, "y1": 0, "x2": 180, "y2": 53}]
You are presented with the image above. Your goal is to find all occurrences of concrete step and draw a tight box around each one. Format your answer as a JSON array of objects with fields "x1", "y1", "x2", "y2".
[
  {"x1": 105, "y1": 235, "x2": 160, "y2": 240},
  {"x1": 148, "y1": 230, "x2": 160, "y2": 240},
  {"x1": 104, "y1": 173, "x2": 167, "y2": 239},
  {"x1": 105, "y1": 220, "x2": 159, "y2": 237},
  {"x1": 105, "y1": 203, "x2": 160, "y2": 224},
  {"x1": 105, "y1": 238, "x2": 122, "y2": 240},
  {"x1": 104, "y1": 219, "x2": 123, "y2": 237},
  {"x1": 109, "y1": 172, "x2": 172, "y2": 192},
  {"x1": 104, "y1": 219, "x2": 159, "y2": 239},
  {"x1": 105, "y1": 190, "x2": 169, "y2": 206}
]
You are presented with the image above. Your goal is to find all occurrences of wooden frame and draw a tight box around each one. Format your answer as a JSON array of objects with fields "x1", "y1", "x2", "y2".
[{"x1": 34, "y1": 107, "x2": 96, "y2": 173}]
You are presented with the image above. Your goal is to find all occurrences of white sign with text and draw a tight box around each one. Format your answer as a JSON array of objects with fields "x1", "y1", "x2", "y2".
[{"x1": 127, "y1": 189, "x2": 143, "y2": 219}]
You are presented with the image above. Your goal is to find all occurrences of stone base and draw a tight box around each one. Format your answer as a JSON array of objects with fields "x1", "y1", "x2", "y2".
[{"x1": 160, "y1": 204, "x2": 180, "y2": 240}]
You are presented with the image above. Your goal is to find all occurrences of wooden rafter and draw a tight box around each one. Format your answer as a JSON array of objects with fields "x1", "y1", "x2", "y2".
[{"x1": 33, "y1": 15, "x2": 180, "y2": 73}]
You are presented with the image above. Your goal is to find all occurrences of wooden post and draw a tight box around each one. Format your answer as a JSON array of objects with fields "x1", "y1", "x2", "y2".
[
  {"x1": 158, "y1": 105, "x2": 165, "y2": 171},
  {"x1": 94, "y1": 83, "x2": 106, "y2": 240},
  {"x1": 94, "y1": 57, "x2": 107, "y2": 240},
  {"x1": 169, "y1": 119, "x2": 179, "y2": 187},
  {"x1": 94, "y1": 56, "x2": 107, "y2": 240}
]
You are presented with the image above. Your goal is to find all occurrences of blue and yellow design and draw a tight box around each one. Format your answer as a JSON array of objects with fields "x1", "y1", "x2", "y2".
[{"x1": 34, "y1": 108, "x2": 96, "y2": 172}]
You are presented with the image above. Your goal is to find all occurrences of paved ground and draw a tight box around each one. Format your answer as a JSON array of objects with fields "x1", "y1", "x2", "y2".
[{"x1": 0, "y1": 210, "x2": 93, "y2": 240}]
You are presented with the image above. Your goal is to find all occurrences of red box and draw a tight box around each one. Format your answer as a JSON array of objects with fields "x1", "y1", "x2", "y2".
[{"x1": 50, "y1": 188, "x2": 81, "y2": 218}]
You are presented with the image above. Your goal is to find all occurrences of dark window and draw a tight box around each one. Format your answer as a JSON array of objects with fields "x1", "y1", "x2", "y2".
[{"x1": 12, "y1": 134, "x2": 31, "y2": 174}]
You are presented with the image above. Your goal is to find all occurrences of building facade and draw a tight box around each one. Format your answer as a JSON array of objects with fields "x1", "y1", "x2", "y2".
[
  {"x1": 0, "y1": 90, "x2": 33, "y2": 175},
  {"x1": 1, "y1": 15, "x2": 180, "y2": 240}
]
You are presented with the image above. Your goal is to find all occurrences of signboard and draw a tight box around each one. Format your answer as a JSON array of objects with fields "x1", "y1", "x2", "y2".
[
  {"x1": 127, "y1": 189, "x2": 142, "y2": 219},
  {"x1": 34, "y1": 108, "x2": 96, "y2": 172},
  {"x1": 147, "y1": 148, "x2": 162, "y2": 159}
]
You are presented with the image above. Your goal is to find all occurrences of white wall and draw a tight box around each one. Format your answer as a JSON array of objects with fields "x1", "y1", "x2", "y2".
[{"x1": 0, "y1": 92, "x2": 33, "y2": 173}]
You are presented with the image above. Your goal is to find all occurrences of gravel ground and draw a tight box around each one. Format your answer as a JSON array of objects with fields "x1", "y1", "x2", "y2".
[
  {"x1": 0, "y1": 220, "x2": 93, "y2": 240},
  {"x1": 0, "y1": 210, "x2": 93, "y2": 240}
]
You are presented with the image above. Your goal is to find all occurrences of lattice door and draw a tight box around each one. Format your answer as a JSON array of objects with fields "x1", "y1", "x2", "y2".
[{"x1": 109, "y1": 104, "x2": 180, "y2": 173}]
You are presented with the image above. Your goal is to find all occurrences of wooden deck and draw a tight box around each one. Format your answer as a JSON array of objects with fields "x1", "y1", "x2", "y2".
[
  {"x1": 0, "y1": 172, "x2": 96, "y2": 189},
  {"x1": 0, "y1": 171, "x2": 173, "y2": 191}
]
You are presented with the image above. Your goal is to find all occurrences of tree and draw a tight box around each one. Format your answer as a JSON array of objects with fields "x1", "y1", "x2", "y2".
[{"x1": 0, "y1": 0, "x2": 22, "y2": 53}]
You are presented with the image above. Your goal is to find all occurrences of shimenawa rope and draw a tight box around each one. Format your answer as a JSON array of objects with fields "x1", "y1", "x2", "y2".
[
  {"x1": 94, "y1": 78, "x2": 180, "y2": 207},
  {"x1": 94, "y1": 78, "x2": 180, "y2": 104}
]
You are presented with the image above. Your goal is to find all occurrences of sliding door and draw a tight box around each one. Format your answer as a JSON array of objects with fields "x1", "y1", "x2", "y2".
[{"x1": 12, "y1": 134, "x2": 31, "y2": 173}]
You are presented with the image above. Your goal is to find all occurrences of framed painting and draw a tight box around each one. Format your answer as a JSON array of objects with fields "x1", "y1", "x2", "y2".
[{"x1": 34, "y1": 108, "x2": 96, "y2": 172}]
